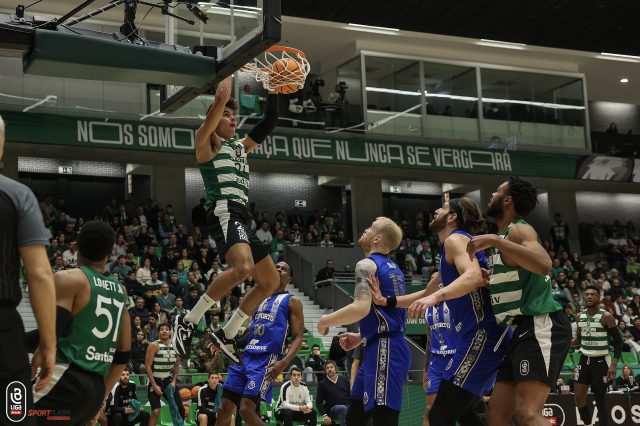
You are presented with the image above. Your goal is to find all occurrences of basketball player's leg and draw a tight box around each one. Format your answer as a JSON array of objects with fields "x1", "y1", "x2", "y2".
[
  {"x1": 216, "y1": 396, "x2": 239, "y2": 426},
  {"x1": 236, "y1": 245, "x2": 278, "y2": 319},
  {"x1": 238, "y1": 397, "x2": 262, "y2": 426},
  {"x1": 574, "y1": 355, "x2": 593, "y2": 424},
  {"x1": 423, "y1": 394, "x2": 436, "y2": 426},
  {"x1": 512, "y1": 380, "x2": 551, "y2": 426},
  {"x1": 485, "y1": 381, "x2": 515, "y2": 426}
]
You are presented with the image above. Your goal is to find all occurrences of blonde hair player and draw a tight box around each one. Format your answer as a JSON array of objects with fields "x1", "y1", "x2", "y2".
[{"x1": 317, "y1": 217, "x2": 409, "y2": 426}]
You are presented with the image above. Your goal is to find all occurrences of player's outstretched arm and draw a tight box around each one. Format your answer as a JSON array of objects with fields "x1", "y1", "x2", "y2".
[
  {"x1": 103, "y1": 301, "x2": 131, "y2": 398},
  {"x1": 242, "y1": 92, "x2": 279, "y2": 153},
  {"x1": 21, "y1": 245, "x2": 56, "y2": 392},
  {"x1": 316, "y1": 259, "x2": 376, "y2": 335},
  {"x1": 195, "y1": 76, "x2": 232, "y2": 164},
  {"x1": 368, "y1": 272, "x2": 440, "y2": 308}
]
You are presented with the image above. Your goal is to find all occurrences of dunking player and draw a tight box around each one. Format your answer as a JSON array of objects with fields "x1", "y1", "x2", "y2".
[
  {"x1": 395, "y1": 198, "x2": 510, "y2": 425},
  {"x1": 215, "y1": 261, "x2": 304, "y2": 426},
  {"x1": 572, "y1": 285, "x2": 621, "y2": 426},
  {"x1": 466, "y1": 176, "x2": 571, "y2": 426},
  {"x1": 317, "y1": 217, "x2": 410, "y2": 426},
  {"x1": 173, "y1": 75, "x2": 281, "y2": 363},
  {"x1": 31, "y1": 221, "x2": 131, "y2": 424}
]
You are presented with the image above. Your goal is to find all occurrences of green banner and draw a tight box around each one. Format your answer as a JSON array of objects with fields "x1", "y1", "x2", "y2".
[
  {"x1": 337, "y1": 283, "x2": 426, "y2": 335},
  {"x1": 1, "y1": 110, "x2": 578, "y2": 178}
]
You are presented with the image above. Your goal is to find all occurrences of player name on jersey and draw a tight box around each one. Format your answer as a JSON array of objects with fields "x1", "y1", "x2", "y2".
[{"x1": 93, "y1": 276, "x2": 124, "y2": 293}]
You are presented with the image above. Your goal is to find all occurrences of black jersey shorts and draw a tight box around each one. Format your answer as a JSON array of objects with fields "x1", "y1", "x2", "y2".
[
  {"x1": 34, "y1": 363, "x2": 105, "y2": 425},
  {"x1": 575, "y1": 353, "x2": 610, "y2": 389},
  {"x1": 496, "y1": 310, "x2": 572, "y2": 388},
  {"x1": 206, "y1": 200, "x2": 268, "y2": 263}
]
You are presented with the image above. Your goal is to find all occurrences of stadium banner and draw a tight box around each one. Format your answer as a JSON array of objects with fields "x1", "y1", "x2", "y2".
[
  {"x1": 545, "y1": 393, "x2": 640, "y2": 425},
  {"x1": 1, "y1": 110, "x2": 581, "y2": 178}
]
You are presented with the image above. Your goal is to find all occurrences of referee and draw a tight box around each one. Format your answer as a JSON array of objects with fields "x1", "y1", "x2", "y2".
[{"x1": 0, "y1": 115, "x2": 56, "y2": 423}]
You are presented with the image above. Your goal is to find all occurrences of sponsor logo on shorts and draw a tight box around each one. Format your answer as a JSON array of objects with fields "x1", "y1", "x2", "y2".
[
  {"x1": 363, "y1": 392, "x2": 369, "y2": 405},
  {"x1": 234, "y1": 221, "x2": 249, "y2": 242},
  {"x1": 6, "y1": 381, "x2": 26, "y2": 422},
  {"x1": 520, "y1": 360, "x2": 530, "y2": 376},
  {"x1": 602, "y1": 375, "x2": 608, "y2": 384},
  {"x1": 247, "y1": 381, "x2": 256, "y2": 390}
]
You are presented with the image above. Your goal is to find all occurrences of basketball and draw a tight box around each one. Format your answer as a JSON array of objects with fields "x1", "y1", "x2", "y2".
[
  {"x1": 190, "y1": 385, "x2": 201, "y2": 398},
  {"x1": 179, "y1": 388, "x2": 191, "y2": 400},
  {"x1": 271, "y1": 58, "x2": 303, "y2": 94}
]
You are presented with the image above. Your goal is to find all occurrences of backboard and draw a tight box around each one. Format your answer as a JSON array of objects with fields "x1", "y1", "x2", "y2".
[{"x1": 160, "y1": 0, "x2": 281, "y2": 113}]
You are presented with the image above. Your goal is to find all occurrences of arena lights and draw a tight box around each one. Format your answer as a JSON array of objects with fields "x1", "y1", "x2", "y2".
[
  {"x1": 364, "y1": 87, "x2": 586, "y2": 110},
  {"x1": 621, "y1": 78, "x2": 629, "y2": 83},
  {"x1": 346, "y1": 23, "x2": 400, "y2": 34},
  {"x1": 598, "y1": 53, "x2": 640, "y2": 63},
  {"x1": 476, "y1": 39, "x2": 527, "y2": 50}
]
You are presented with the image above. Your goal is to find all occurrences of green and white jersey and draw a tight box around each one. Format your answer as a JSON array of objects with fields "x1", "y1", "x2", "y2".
[
  {"x1": 489, "y1": 218, "x2": 562, "y2": 324},
  {"x1": 57, "y1": 266, "x2": 127, "y2": 376},
  {"x1": 152, "y1": 340, "x2": 177, "y2": 379},
  {"x1": 198, "y1": 137, "x2": 249, "y2": 210},
  {"x1": 578, "y1": 309, "x2": 609, "y2": 357}
]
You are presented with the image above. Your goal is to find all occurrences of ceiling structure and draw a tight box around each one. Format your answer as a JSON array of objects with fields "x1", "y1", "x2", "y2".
[
  {"x1": 282, "y1": 0, "x2": 640, "y2": 57},
  {"x1": 0, "y1": 0, "x2": 638, "y2": 105}
]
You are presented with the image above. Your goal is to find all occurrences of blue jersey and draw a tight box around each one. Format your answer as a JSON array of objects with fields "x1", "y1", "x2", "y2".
[
  {"x1": 426, "y1": 301, "x2": 456, "y2": 356},
  {"x1": 439, "y1": 230, "x2": 497, "y2": 333},
  {"x1": 359, "y1": 253, "x2": 407, "y2": 340},
  {"x1": 244, "y1": 291, "x2": 291, "y2": 355}
]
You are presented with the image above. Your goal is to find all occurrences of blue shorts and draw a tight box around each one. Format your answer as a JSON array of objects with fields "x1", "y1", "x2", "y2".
[
  {"x1": 223, "y1": 352, "x2": 279, "y2": 403},
  {"x1": 353, "y1": 332, "x2": 410, "y2": 412},
  {"x1": 426, "y1": 352, "x2": 453, "y2": 395},
  {"x1": 443, "y1": 323, "x2": 511, "y2": 397}
]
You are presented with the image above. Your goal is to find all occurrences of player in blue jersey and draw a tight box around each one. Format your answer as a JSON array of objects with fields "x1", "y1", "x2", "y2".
[
  {"x1": 404, "y1": 197, "x2": 511, "y2": 425},
  {"x1": 214, "y1": 261, "x2": 304, "y2": 426},
  {"x1": 424, "y1": 302, "x2": 456, "y2": 424},
  {"x1": 317, "y1": 217, "x2": 409, "y2": 426}
]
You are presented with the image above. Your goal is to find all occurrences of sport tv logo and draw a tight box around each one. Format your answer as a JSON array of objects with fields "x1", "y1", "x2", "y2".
[{"x1": 5, "y1": 381, "x2": 27, "y2": 422}]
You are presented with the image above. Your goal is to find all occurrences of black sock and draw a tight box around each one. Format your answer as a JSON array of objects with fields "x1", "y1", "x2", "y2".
[{"x1": 578, "y1": 405, "x2": 592, "y2": 425}]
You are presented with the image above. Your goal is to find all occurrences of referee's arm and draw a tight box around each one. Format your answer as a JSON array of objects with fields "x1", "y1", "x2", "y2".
[{"x1": 21, "y1": 245, "x2": 56, "y2": 391}]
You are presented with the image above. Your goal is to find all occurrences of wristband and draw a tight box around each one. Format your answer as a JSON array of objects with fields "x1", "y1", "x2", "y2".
[
  {"x1": 113, "y1": 350, "x2": 131, "y2": 364},
  {"x1": 386, "y1": 296, "x2": 397, "y2": 308}
]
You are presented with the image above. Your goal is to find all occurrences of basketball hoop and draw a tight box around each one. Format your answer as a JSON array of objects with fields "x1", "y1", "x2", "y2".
[{"x1": 241, "y1": 46, "x2": 311, "y2": 93}]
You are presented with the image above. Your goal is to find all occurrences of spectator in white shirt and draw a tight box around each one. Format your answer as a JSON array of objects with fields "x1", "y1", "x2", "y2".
[
  {"x1": 275, "y1": 367, "x2": 316, "y2": 426},
  {"x1": 62, "y1": 240, "x2": 78, "y2": 268},
  {"x1": 256, "y1": 221, "x2": 273, "y2": 246}
]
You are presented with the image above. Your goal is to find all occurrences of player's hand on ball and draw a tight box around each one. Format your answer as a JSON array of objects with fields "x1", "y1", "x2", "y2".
[
  {"x1": 339, "y1": 333, "x2": 362, "y2": 351},
  {"x1": 408, "y1": 295, "x2": 438, "y2": 320},
  {"x1": 366, "y1": 275, "x2": 385, "y2": 306},
  {"x1": 317, "y1": 317, "x2": 329, "y2": 336}
]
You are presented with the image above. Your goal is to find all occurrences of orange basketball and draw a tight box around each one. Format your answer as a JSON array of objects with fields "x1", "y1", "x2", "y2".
[
  {"x1": 179, "y1": 388, "x2": 191, "y2": 400},
  {"x1": 190, "y1": 385, "x2": 201, "y2": 398},
  {"x1": 271, "y1": 58, "x2": 303, "y2": 94}
]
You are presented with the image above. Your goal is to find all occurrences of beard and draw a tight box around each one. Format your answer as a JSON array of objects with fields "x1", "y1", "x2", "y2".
[
  {"x1": 429, "y1": 214, "x2": 448, "y2": 235},
  {"x1": 486, "y1": 198, "x2": 504, "y2": 219}
]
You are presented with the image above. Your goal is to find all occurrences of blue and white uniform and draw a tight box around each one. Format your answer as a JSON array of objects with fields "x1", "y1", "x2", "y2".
[
  {"x1": 351, "y1": 253, "x2": 411, "y2": 412},
  {"x1": 440, "y1": 230, "x2": 511, "y2": 396},
  {"x1": 425, "y1": 300, "x2": 456, "y2": 395},
  {"x1": 224, "y1": 291, "x2": 291, "y2": 403}
]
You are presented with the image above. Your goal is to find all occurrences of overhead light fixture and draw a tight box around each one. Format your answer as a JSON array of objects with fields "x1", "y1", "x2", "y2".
[
  {"x1": 621, "y1": 78, "x2": 629, "y2": 83},
  {"x1": 347, "y1": 23, "x2": 400, "y2": 33},
  {"x1": 476, "y1": 39, "x2": 527, "y2": 50},
  {"x1": 598, "y1": 52, "x2": 640, "y2": 63},
  {"x1": 206, "y1": 5, "x2": 257, "y2": 17}
]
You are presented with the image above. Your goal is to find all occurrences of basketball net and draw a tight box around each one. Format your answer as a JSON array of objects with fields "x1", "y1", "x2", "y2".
[{"x1": 241, "y1": 46, "x2": 311, "y2": 92}]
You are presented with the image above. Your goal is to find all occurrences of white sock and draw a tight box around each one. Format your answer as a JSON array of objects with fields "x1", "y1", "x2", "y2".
[
  {"x1": 223, "y1": 309, "x2": 249, "y2": 339},
  {"x1": 184, "y1": 294, "x2": 215, "y2": 324}
]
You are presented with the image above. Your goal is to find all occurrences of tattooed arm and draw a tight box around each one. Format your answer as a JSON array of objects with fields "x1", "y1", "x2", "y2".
[{"x1": 317, "y1": 258, "x2": 376, "y2": 335}]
